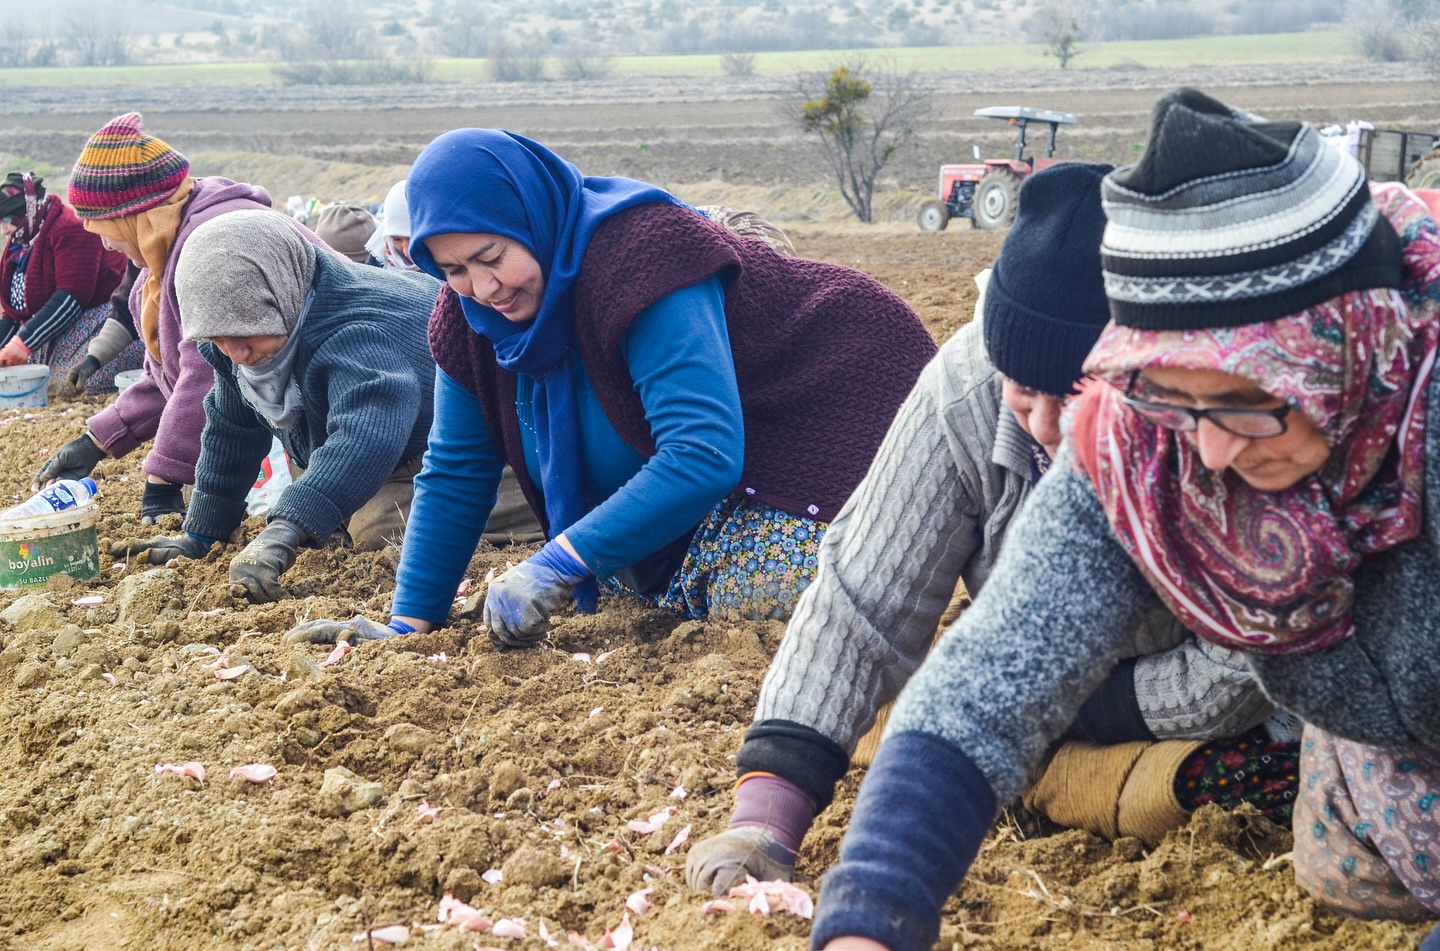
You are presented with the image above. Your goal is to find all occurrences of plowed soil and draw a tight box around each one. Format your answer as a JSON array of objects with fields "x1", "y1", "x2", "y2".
[{"x1": 0, "y1": 227, "x2": 1428, "y2": 951}]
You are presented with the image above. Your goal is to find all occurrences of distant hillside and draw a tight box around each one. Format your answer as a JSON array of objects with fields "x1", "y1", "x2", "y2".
[{"x1": 6, "y1": 0, "x2": 1353, "y2": 68}]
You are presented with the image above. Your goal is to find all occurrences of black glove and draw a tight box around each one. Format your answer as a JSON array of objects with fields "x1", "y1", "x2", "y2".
[
  {"x1": 140, "y1": 481, "x2": 186, "y2": 525},
  {"x1": 228, "y1": 520, "x2": 304, "y2": 603},
  {"x1": 62, "y1": 355, "x2": 102, "y2": 397},
  {"x1": 283, "y1": 615, "x2": 415, "y2": 646},
  {"x1": 110, "y1": 531, "x2": 216, "y2": 563},
  {"x1": 33, "y1": 433, "x2": 107, "y2": 492}
]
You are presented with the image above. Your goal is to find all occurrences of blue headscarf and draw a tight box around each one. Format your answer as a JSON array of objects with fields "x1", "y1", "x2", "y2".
[{"x1": 407, "y1": 129, "x2": 680, "y2": 610}]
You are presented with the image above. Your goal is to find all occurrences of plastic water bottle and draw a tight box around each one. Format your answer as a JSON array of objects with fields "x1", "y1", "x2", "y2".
[{"x1": 1, "y1": 477, "x2": 98, "y2": 520}]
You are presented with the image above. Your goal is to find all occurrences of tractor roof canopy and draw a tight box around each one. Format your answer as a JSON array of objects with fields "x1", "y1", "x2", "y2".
[{"x1": 974, "y1": 106, "x2": 1077, "y2": 125}]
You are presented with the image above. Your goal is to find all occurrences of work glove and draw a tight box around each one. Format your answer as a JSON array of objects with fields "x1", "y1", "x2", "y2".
[
  {"x1": 140, "y1": 481, "x2": 186, "y2": 525},
  {"x1": 62, "y1": 355, "x2": 102, "y2": 396},
  {"x1": 228, "y1": 520, "x2": 304, "y2": 603},
  {"x1": 283, "y1": 615, "x2": 416, "y2": 646},
  {"x1": 685, "y1": 826, "x2": 798, "y2": 896},
  {"x1": 110, "y1": 531, "x2": 217, "y2": 563},
  {"x1": 33, "y1": 433, "x2": 107, "y2": 492},
  {"x1": 482, "y1": 539, "x2": 591, "y2": 648},
  {"x1": 0, "y1": 336, "x2": 29, "y2": 368}
]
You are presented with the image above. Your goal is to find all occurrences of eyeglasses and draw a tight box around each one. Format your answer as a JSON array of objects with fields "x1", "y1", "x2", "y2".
[{"x1": 1122, "y1": 372, "x2": 1293, "y2": 438}]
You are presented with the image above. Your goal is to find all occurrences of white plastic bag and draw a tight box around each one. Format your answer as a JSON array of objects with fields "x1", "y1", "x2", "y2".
[{"x1": 245, "y1": 437, "x2": 292, "y2": 517}]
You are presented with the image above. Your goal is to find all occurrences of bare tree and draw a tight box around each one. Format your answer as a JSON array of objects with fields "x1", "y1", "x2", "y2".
[
  {"x1": 272, "y1": 0, "x2": 433, "y2": 84},
  {"x1": 288, "y1": 0, "x2": 375, "y2": 61},
  {"x1": 1416, "y1": 15, "x2": 1440, "y2": 76},
  {"x1": 0, "y1": 19, "x2": 57, "y2": 68},
  {"x1": 434, "y1": 0, "x2": 491, "y2": 58},
  {"x1": 63, "y1": 4, "x2": 133, "y2": 67},
  {"x1": 1026, "y1": 1, "x2": 1089, "y2": 69},
  {"x1": 1348, "y1": 0, "x2": 1407, "y2": 60},
  {"x1": 487, "y1": 41, "x2": 547, "y2": 82},
  {"x1": 557, "y1": 44, "x2": 613, "y2": 80},
  {"x1": 785, "y1": 58, "x2": 933, "y2": 223}
]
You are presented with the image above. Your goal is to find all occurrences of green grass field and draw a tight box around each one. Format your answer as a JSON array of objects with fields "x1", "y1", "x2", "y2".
[{"x1": 0, "y1": 31, "x2": 1353, "y2": 87}]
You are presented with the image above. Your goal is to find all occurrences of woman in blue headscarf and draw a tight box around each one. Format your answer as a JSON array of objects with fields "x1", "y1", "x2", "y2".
[{"x1": 289, "y1": 129, "x2": 934, "y2": 650}]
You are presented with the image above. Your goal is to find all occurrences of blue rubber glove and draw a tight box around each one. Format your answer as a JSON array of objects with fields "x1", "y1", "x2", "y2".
[
  {"x1": 284, "y1": 615, "x2": 415, "y2": 646},
  {"x1": 483, "y1": 539, "x2": 592, "y2": 648}
]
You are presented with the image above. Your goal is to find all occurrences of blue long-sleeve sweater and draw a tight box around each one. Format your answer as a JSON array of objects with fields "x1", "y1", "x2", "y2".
[{"x1": 392, "y1": 277, "x2": 743, "y2": 625}]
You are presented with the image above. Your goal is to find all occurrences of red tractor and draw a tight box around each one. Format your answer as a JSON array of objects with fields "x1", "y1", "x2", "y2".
[{"x1": 918, "y1": 106, "x2": 1077, "y2": 232}]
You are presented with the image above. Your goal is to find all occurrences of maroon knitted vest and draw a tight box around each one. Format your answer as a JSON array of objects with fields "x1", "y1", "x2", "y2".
[
  {"x1": 429, "y1": 202, "x2": 936, "y2": 530},
  {"x1": 0, "y1": 196, "x2": 125, "y2": 320}
]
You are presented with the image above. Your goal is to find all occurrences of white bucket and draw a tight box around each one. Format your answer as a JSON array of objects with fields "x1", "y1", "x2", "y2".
[
  {"x1": 0, "y1": 364, "x2": 49, "y2": 408},
  {"x1": 0, "y1": 499, "x2": 100, "y2": 589},
  {"x1": 114, "y1": 369, "x2": 144, "y2": 392}
]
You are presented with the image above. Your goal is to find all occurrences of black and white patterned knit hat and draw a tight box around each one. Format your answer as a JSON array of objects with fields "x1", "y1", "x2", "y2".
[{"x1": 1101, "y1": 87, "x2": 1403, "y2": 329}]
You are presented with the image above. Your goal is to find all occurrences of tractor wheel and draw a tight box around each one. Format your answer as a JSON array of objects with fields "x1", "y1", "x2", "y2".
[
  {"x1": 917, "y1": 200, "x2": 950, "y2": 232},
  {"x1": 1406, "y1": 149, "x2": 1440, "y2": 189},
  {"x1": 973, "y1": 170, "x2": 1022, "y2": 231}
]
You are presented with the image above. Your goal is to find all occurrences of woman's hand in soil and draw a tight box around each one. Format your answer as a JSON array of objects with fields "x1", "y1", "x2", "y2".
[
  {"x1": 62, "y1": 355, "x2": 102, "y2": 396},
  {"x1": 140, "y1": 479, "x2": 185, "y2": 524},
  {"x1": 482, "y1": 539, "x2": 591, "y2": 648},
  {"x1": 284, "y1": 615, "x2": 419, "y2": 646},
  {"x1": 32, "y1": 432, "x2": 107, "y2": 493},
  {"x1": 110, "y1": 531, "x2": 217, "y2": 563},
  {"x1": 685, "y1": 826, "x2": 797, "y2": 895},
  {"x1": 0, "y1": 335, "x2": 29, "y2": 368},
  {"x1": 228, "y1": 521, "x2": 303, "y2": 603}
]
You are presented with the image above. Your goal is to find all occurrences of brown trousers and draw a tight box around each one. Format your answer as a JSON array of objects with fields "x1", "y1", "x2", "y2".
[{"x1": 289, "y1": 459, "x2": 544, "y2": 551}]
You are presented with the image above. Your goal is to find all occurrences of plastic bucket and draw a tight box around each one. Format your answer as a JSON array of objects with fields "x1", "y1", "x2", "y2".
[
  {"x1": 0, "y1": 364, "x2": 49, "y2": 408},
  {"x1": 114, "y1": 369, "x2": 144, "y2": 392},
  {"x1": 0, "y1": 500, "x2": 100, "y2": 589}
]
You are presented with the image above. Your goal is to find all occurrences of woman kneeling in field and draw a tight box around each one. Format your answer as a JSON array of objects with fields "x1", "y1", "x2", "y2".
[
  {"x1": 289, "y1": 129, "x2": 935, "y2": 650},
  {"x1": 811, "y1": 88, "x2": 1440, "y2": 951}
]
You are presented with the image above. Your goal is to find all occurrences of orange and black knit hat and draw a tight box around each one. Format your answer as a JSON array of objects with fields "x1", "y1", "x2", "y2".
[{"x1": 67, "y1": 112, "x2": 190, "y2": 220}]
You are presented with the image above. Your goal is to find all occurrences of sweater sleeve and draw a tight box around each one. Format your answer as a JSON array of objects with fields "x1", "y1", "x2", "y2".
[
  {"x1": 885, "y1": 454, "x2": 1154, "y2": 806},
  {"x1": 563, "y1": 278, "x2": 745, "y2": 578},
  {"x1": 140, "y1": 337, "x2": 215, "y2": 485},
  {"x1": 16, "y1": 291, "x2": 82, "y2": 350},
  {"x1": 391, "y1": 368, "x2": 506, "y2": 625},
  {"x1": 810, "y1": 732, "x2": 995, "y2": 951},
  {"x1": 1132, "y1": 636, "x2": 1274, "y2": 740},
  {"x1": 264, "y1": 325, "x2": 427, "y2": 542},
  {"x1": 182, "y1": 351, "x2": 275, "y2": 542},
  {"x1": 736, "y1": 332, "x2": 1005, "y2": 807},
  {"x1": 86, "y1": 363, "x2": 167, "y2": 460}
]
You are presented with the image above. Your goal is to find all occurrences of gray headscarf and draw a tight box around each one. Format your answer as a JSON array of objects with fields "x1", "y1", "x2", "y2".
[{"x1": 175, "y1": 210, "x2": 319, "y2": 429}]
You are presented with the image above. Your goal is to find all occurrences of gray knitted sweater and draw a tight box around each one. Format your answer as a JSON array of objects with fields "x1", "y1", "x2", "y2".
[
  {"x1": 886, "y1": 361, "x2": 1440, "y2": 805},
  {"x1": 747, "y1": 324, "x2": 1272, "y2": 795},
  {"x1": 184, "y1": 256, "x2": 440, "y2": 544}
]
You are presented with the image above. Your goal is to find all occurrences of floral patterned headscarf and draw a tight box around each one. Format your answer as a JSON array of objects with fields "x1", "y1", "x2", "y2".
[{"x1": 1072, "y1": 184, "x2": 1440, "y2": 655}]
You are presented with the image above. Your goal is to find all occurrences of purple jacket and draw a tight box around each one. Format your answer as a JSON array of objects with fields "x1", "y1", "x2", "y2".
[{"x1": 86, "y1": 177, "x2": 326, "y2": 485}]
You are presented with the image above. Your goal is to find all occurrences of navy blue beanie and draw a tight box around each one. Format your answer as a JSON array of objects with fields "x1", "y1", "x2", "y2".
[{"x1": 982, "y1": 162, "x2": 1113, "y2": 397}]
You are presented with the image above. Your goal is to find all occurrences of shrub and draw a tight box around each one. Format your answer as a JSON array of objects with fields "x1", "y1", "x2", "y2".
[{"x1": 721, "y1": 51, "x2": 756, "y2": 77}]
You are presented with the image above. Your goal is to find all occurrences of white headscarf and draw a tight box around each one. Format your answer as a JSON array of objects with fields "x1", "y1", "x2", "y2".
[{"x1": 366, "y1": 178, "x2": 419, "y2": 271}]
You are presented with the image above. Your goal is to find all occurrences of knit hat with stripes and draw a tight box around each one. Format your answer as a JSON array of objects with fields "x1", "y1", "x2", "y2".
[
  {"x1": 67, "y1": 112, "x2": 191, "y2": 220},
  {"x1": 1100, "y1": 87, "x2": 1403, "y2": 329}
]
